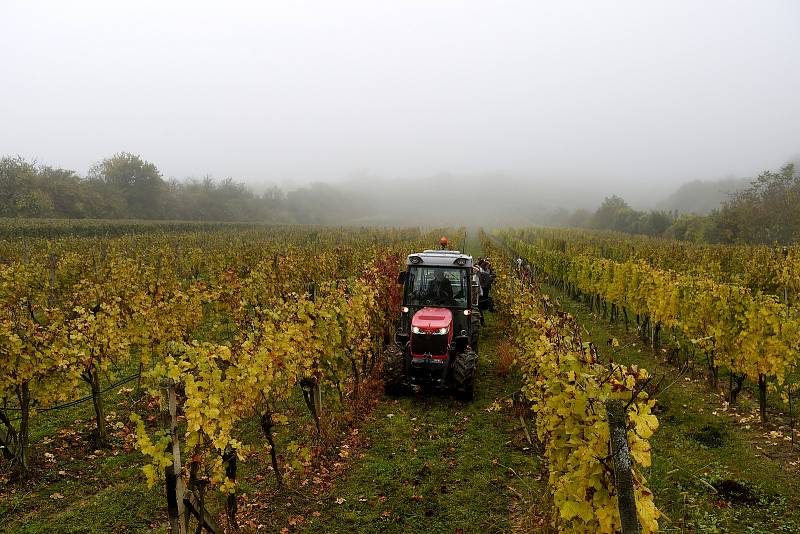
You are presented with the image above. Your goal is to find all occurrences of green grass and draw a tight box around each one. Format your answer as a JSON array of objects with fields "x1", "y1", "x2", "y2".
[
  {"x1": 308, "y1": 317, "x2": 545, "y2": 533},
  {"x1": 1, "y1": 373, "x2": 168, "y2": 534},
  {"x1": 224, "y1": 231, "x2": 550, "y2": 532},
  {"x1": 545, "y1": 283, "x2": 800, "y2": 534},
  {"x1": 240, "y1": 313, "x2": 549, "y2": 533}
]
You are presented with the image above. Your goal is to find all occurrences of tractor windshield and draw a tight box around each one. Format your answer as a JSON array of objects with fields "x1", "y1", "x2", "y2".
[{"x1": 405, "y1": 266, "x2": 470, "y2": 308}]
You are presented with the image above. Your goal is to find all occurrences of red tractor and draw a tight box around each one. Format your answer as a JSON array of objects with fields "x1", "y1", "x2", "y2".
[{"x1": 383, "y1": 249, "x2": 480, "y2": 400}]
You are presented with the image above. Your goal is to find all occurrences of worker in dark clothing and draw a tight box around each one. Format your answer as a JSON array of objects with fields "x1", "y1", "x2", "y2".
[
  {"x1": 477, "y1": 259, "x2": 495, "y2": 314},
  {"x1": 427, "y1": 269, "x2": 453, "y2": 304}
]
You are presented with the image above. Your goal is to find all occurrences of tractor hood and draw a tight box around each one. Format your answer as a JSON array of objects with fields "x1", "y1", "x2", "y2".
[{"x1": 411, "y1": 308, "x2": 453, "y2": 332}]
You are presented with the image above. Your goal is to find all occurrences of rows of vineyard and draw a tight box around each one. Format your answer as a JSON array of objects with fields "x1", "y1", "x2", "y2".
[
  {"x1": 505, "y1": 227, "x2": 800, "y2": 300},
  {"x1": 483, "y1": 235, "x2": 660, "y2": 532},
  {"x1": 12, "y1": 222, "x2": 794, "y2": 532},
  {"x1": 0, "y1": 226, "x2": 462, "y2": 529},
  {"x1": 495, "y1": 228, "x2": 800, "y2": 424},
  {"x1": 0, "y1": 218, "x2": 303, "y2": 239}
]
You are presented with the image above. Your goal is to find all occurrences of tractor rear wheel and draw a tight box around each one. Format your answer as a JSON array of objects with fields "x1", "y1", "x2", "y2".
[
  {"x1": 452, "y1": 349, "x2": 477, "y2": 401},
  {"x1": 383, "y1": 342, "x2": 406, "y2": 395}
]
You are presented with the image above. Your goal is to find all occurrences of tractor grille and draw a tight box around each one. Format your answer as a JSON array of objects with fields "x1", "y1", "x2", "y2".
[{"x1": 411, "y1": 333, "x2": 448, "y2": 356}]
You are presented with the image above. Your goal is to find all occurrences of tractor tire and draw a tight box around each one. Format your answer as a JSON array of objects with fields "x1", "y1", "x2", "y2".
[
  {"x1": 452, "y1": 349, "x2": 477, "y2": 401},
  {"x1": 383, "y1": 342, "x2": 407, "y2": 396}
]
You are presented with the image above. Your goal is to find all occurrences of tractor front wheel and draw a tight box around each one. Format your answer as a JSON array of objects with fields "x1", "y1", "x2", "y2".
[
  {"x1": 383, "y1": 343, "x2": 407, "y2": 395},
  {"x1": 452, "y1": 349, "x2": 477, "y2": 401}
]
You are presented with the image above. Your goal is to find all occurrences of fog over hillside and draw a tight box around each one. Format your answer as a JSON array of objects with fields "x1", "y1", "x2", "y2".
[
  {"x1": 295, "y1": 169, "x2": 788, "y2": 226},
  {"x1": 654, "y1": 177, "x2": 750, "y2": 215},
  {"x1": 2, "y1": 0, "x2": 799, "y2": 221},
  {"x1": 334, "y1": 173, "x2": 617, "y2": 226}
]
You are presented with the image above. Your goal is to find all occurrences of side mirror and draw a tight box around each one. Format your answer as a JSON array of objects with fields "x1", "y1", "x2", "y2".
[
  {"x1": 397, "y1": 271, "x2": 407, "y2": 285},
  {"x1": 395, "y1": 332, "x2": 410, "y2": 346}
]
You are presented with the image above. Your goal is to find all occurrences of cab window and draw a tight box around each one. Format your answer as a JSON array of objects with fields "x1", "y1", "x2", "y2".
[{"x1": 405, "y1": 266, "x2": 469, "y2": 307}]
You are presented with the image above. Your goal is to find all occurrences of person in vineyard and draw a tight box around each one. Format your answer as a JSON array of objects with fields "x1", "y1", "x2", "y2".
[
  {"x1": 427, "y1": 269, "x2": 454, "y2": 304},
  {"x1": 477, "y1": 258, "x2": 495, "y2": 315},
  {"x1": 473, "y1": 264, "x2": 487, "y2": 325}
]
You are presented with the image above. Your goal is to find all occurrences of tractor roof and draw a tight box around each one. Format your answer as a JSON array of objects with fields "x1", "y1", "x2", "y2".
[{"x1": 406, "y1": 250, "x2": 473, "y2": 268}]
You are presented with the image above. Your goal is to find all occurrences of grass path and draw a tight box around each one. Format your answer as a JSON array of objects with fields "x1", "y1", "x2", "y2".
[
  {"x1": 265, "y1": 231, "x2": 548, "y2": 533},
  {"x1": 274, "y1": 313, "x2": 548, "y2": 533}
]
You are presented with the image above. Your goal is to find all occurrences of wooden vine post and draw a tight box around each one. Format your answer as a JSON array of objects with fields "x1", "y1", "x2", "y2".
[
  {"x1": 47, "y1": 253, "x2": 58, "y2": 306},
  {"x1": 161, "y1": 378, "x2": 187, "y2": 534},
  {"x1": 313, "y1": 381, "x2": 323, "y2": 419},
  {"x1": 224, "y1": 447, "x2": 238, "y2": 529},
  {"x1": 308, "y1": 282, "x2": 323, "y2": 420},
  {"x1": 605, "y1": 399, "x2": 641, "y2": 534}
]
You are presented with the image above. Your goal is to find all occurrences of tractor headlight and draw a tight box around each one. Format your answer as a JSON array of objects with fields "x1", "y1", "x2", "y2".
[
  {"x1": 433, "y1": 327, "x2": 449, "y2": 335},
  {"x1": 412, "y1": 326, "x2": 424, "y2": 334}
]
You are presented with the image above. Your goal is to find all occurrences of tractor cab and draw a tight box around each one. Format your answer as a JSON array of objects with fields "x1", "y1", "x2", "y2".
[
  {"x1": 396, "y1": 250, "x2": 480, "y2": 350},
  {"x1": 384, "y1": 249, "x2": 480, "y2": 399}
]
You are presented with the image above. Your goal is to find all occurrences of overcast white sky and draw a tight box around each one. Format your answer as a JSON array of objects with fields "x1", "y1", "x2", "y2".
[{"x1": 2, "y1": 0, "x2": 799, "y2": 195}]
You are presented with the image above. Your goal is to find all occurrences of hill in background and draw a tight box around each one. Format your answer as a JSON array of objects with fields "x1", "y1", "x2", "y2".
[{"x1": 654, "y1": 177, "x2": 750, "y2": 215}]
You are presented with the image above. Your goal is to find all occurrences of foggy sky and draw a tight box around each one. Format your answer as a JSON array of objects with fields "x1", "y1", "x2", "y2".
[{"x1": 2, "y1": 0, "x2": 799, "y2": 202}]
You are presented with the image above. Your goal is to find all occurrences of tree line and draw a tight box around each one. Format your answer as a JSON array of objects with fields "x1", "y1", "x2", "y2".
[
  {"x1": 3, "y1": 152, "x2": 798, "y2": 244},
  {"x1": 0, "y1": 153, "x2": 367, "y2": 225},
  {"x1": 550, "y1": 163, "x2": 800, "y2": 245}
]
